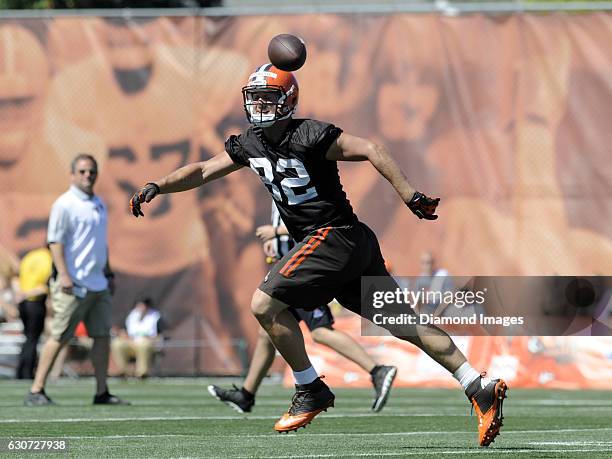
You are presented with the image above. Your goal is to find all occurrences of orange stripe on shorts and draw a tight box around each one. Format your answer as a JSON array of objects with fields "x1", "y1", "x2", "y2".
[
  {"x1": 280, "y1": 227, "x2": 332, "y2": 278},
  {"x1": 279, "y1": 234, "x2": 317, "y2": 276}
]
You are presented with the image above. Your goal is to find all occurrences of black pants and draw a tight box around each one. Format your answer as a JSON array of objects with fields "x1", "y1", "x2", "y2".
[{"x1": 16, "y1": 299, "x2": 46, "y2": 380}]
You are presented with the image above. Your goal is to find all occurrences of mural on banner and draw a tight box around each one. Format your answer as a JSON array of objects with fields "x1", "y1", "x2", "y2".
[{"x1": 0, "y1": 13, "x2": 611, "y2": 376}]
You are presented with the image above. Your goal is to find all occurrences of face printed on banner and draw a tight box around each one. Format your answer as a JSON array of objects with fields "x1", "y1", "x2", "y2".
[
  {"x1": 287, "y1": 15, "x2": 382, "y2": 120},
  {"x1": 47, "y1": 18, "x2": 105, "y2": 71},
  {"x1": 0, "y1": 25, "x2": 49, "y2": 168},
  {"x1": 102, "y1": 18, "x2": 154, "y2": 94},
  {"x1": 106, "y1": 139, "x2": 191, "y2": 222},
  {"x1": 374, "y1": 16, "x2": 442, "y2": 143}
]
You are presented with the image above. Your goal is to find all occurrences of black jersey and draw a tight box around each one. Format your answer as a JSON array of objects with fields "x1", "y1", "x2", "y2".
[{"x1": 225, "y1": 119, "x2": 358, "y2": 241}]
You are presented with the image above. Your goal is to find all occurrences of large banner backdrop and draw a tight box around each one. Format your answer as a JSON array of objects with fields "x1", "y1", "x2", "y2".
[{"x1": 0, "y1": 13, "x2": 611, "y2": 378}]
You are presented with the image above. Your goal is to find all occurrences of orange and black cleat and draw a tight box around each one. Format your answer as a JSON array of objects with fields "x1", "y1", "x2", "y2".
[
  {"x1": 274, "y1": 377, "x2": 335, "y2": 433},
  {"x1": 465, "y1": 374, "x2": 508, "y2": 447}
]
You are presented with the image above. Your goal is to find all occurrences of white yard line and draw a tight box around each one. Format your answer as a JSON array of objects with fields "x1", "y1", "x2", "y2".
[
  {"x1": 223, "y1": 449, "x2": 612, "y2": 458},
  {"x1": 528, "y1": 441, "x2": 612, "y2": 446},
  {"x1": 60, "y1": 434, "x2": 192, "y2": 439},
  {"x1": 1, "y1": 416, "x2": 611, "y2": 440}
]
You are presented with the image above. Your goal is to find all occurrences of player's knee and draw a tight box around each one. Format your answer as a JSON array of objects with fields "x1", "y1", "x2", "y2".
[
  {"x1": 251, "y1": 290, "x2": 274, "y2": 326},
  {"x1": 310, "y1": 327, "x2": 330, "y2": 344}
]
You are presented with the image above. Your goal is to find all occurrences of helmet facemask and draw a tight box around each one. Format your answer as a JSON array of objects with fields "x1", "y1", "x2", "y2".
[{"x1": 242, "y1": 85, "x2": 295, "y2": 127}]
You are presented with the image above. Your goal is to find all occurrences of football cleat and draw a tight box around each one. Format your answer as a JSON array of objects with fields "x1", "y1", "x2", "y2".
[
  {"x1": 207, "y1": 384, "x2": 254, "y2": 413},
  {"x1": 466, "y1": 374, "x2": 508, "y2": 447},
  {"x1": 93, "y1": 391, "x2": 131, "y2": 405},
  {"x1": 24, "y1": 390, "x2": 55, "y2": 407},
  {"x1": 371, "y1": 365, "x2": 397, "y2": 412},
  {"x1": 274, "y1": 378, "x2": 335, "y2": 433}
]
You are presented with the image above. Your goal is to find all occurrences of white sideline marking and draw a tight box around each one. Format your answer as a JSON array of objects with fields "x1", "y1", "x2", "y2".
[
  {"x1": 63, "y1": 435, "x2": 191, "y2": 439},
  {"x1": 219, "y1": 427, "x2": 612, "y2": 438},
  {"x1": 529, "y1": 441, "x2": 612, "y2": 446},
  {"x1": 2, "y1": 409, "x2": 612, "y2": 435},
  {"x1": 226, "y1": 449, "x2": 612, "y2": 458},
  {"x1": 1, "y1": 408, "x2": 612, "y2": 439},
  {"x1": 0, "y1": 413, "x2": 463, "y2": 424}
]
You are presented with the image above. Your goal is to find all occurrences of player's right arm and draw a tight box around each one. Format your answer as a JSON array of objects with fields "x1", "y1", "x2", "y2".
[
  {"x1": 326, "y1": 132, "x2": 440, "y2": 220},
  {"x1": 130, "y1": 152, "x2": 242, "y2": 217}
]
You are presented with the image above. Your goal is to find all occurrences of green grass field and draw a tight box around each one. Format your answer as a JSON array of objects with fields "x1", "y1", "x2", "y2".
[{"x1": 1, "y1": 378, "x2": 611, "y2": 458}]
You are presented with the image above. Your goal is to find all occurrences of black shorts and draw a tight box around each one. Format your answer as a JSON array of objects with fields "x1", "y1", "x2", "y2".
[
  {"x1": 259, "y1": 221, "x2": 396, "y2": 319},
  {"x1": 289, "y1": 305, "x2": 334, "y2": 331}
]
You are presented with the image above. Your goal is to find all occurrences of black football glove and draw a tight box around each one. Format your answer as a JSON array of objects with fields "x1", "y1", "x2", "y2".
[
  {"x1": 407, "y1": 191, "x2": 440, "y2": 220},
  {"x1": 130, "y1": 183, "x2": 160, "y2": 217}
]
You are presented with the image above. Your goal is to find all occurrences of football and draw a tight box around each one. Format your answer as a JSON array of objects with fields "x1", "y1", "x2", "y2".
[{"x1": 268, "y1": 34, "x2": 307, "y2": 71}]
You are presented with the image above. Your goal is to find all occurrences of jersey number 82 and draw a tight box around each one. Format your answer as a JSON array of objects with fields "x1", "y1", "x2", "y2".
[{"x1": 249, "y1": 157, "x2": 317, "y2": 205}]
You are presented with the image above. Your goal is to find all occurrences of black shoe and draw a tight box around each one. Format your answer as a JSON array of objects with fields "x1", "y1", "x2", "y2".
[
  {"x1": 370, "y1": 365, "x2": 397, "y2": 412},
  {"x1": 207, "y1": 384, "x2": 254, "y2": 413},
  {"x1": 93, "y1": 391, "x2": 131, "y2": 405},
  {"x1": 274, "y1": 377, "x2": 335, "y2": 433},
  {"x1": 465, "y1": 373, "x2": 508, "y2": 447},
  {"x1": 24, "y1": 389, "x2": 55, "y2": 406}
]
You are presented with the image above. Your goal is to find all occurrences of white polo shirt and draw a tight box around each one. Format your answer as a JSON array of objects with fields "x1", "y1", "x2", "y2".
[
  {"x1": 47, "y1": 185, "x2": 109, "y2": 292},
  {"x1": 125, "y1": 308, "x2": 161, "y2": 338}
]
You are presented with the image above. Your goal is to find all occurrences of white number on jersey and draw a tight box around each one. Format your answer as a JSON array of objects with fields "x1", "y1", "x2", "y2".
[{"x1": 249, "y1": 157, "x2": 317, "y2": 205}]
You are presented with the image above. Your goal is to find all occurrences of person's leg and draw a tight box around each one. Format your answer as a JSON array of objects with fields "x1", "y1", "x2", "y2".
[
  {"x1": 110, "y1": 337, "x2": 133, "y2": 376},
  {"x1": 84, "y1": 291, "x2": 115, "y2": 397},
  {"x1": 251, "y1": 289, "x2": 334, "y2": 432},
  {"x1": 346, "y1": 223, "x2": 507, "y2": 445},
  {"x1": 30, "y1": 281, "x2": 82, "y2": 396},
  {"x1": 251, "y1": 289, "x2": 312, "y2": 373},
  {"x1": 345, "y1": 224, "x2": 469, "y2": 374},
  {"x1": 303, "y1": 305, "x2": 397, "y2": 412},
  {"x1": 84, "y1": 291, "x2": 128, "y2": 404},
  {"x1": 254, "y1": 227, "x2": 368, "y2": 431},
  {"x1": 24, "y1": 301, "x2": 46, "y2": 379},
  {"x1": 391, "y1": 325, "x2": 466, "y2": 372},
  {"x1": 310, "y1": 326, "x2": 376, "y2": 373},
  {"x1": 207, "y1": 327, "x2": 275, "y2": 413},
  {"x1": 49, "y1": 346, "x2": 68, "y2": 381},
  {"x1": 133, "y1": 337, "x2": 154, "y2": 378},
  {"x1": 242, "y1": 328, "x2": 277, "y2": 394},
  {"x1": 30, "y1": 338, "x2": 64, "y2": 393},
  {"x1": 294, "y1": 305, "x2": 376, "y2": 373},
  {"x1": 16, "y1": 301, "x2": 32, "y2": 379},
  {"x1": 90, "y1": 336, "x2": 110, "y2": 395}
]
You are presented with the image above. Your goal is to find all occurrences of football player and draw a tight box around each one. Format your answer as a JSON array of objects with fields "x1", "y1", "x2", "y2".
[
  {"x1": 207, "y1": 201, "x2": 397, "y2": 413},
  {"x1": 131, "y1": 64, "x2": 508, "y2": 446}
]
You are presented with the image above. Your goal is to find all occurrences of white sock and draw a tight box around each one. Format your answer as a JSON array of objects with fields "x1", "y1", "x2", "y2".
[
  {"x1": 293, "y1": 366, "x2": 318, "y2": 385},
  {"x1": 453, "y1": 362, "x2": 481, "y2": 390}
]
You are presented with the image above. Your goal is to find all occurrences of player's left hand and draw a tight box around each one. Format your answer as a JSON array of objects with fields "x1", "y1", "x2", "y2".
[
  {"x1": 130, "y1": 183, "x2": 160, "y2": 217},
  {"x1": 407, "y1": 191, "x2": 440, "y2": 220}
]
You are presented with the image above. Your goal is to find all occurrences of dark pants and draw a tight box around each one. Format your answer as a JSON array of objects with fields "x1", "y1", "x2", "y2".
[{"x1": 16, "y1": 298, "x2": 46, "y2": 379}]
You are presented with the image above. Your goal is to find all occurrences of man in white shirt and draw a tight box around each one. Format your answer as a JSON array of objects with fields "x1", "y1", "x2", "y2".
[
  {"x1": 111, "y1": 297, "x2": 162, "y2": 379},
  {"x1": 25, "y1": 154, "x2": 128, "y2": 406}
]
